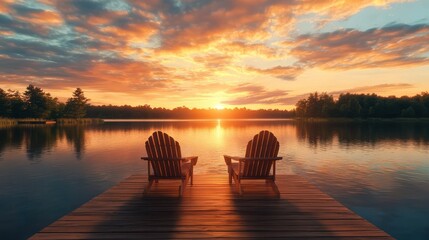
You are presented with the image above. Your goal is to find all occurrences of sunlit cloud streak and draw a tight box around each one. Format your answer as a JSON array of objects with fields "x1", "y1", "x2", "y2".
[
  {"x1": 291, "y1": 24, "x2": 429, "y2": 69},
  {"x1": 247, "y1": 65, "x2": 304, "y2": 81},
  {"x1": 223, "y1": 83, "x2": 290, "y2": 105}
]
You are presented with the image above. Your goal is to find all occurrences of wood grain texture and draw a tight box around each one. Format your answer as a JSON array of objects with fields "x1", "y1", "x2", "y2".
[{"x1": 30, "y1": 174, "x2": 393, "y2": 239}]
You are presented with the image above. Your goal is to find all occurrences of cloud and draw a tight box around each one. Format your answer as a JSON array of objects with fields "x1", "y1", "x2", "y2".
[
  {"x1": 247, "y1": 65, "x2": 304, "y2": 80},
  {"x1": 223, "y1": 83, "x2": 289, "y2": 105},
  {"x1": 294, "y1": 0, "x2": 408, "y2": 22},
  {"x1": 329, "y1": 83, "x2": 414, "y2": 95},
  {"x1": 151, "y1": 0, "x2": 288, "y2": 52},
  {"x1": 290, "y1": 24, "x2": 429, "y2": 69},
  {"x1": 220, "y1": 42, "x2": 277, "y2": 57},
  {"x1": 12, "y1": 3, "x2": 62, "y2": 25},
  {"x1": 0, "y1": 0, "x2": 13, "y2": 14},
  {"x1": 193, "y1": 54, "x2": 233, "y2": 69}
]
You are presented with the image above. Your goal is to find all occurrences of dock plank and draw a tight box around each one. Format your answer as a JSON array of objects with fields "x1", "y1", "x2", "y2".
[{"x1": 30, "y1": 175, "x2": 393, "y2": 239}]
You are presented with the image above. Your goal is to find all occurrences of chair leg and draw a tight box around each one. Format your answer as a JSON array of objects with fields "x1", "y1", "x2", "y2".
[
  {"x1": 237, "y1": 181, "x2": 243, "y2": 195},
  {"x1": 228, "y1": 171, "x2": 232, "y2": 184},
  {"x1": 179, "y1": 179, "x2": 186, "y2": 197},
  {"x1": 270, "y1": 180, "x2": 280, "y2": 198},
  {"x1": 143, "y1": 179, "x2": 154, "y2": 196}
]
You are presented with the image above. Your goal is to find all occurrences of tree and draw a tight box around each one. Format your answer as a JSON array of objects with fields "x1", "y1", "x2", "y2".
[
  {"x1": 295, "y1": 99, "x2": 308, "y2": 117},
  {"x1": 401, "y1": 106, "x2": 415, "y2": 118},
  {"x1": 63, "y1": 88, "x2": 90, "y2": 118},
  {"x1": 8, "y1": 90, "x2": 25, "y2": 118},
  {"x1": 23, "y1": 85, "x2": 55, "y2": 118},
  {"x1": 0, "y1": 88, "x2": 10, "y2": 117}
]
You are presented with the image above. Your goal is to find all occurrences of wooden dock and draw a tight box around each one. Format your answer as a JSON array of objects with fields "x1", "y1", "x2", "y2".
[{"x1": 30, "y1": 175, "x2": 393, "y2": 239}]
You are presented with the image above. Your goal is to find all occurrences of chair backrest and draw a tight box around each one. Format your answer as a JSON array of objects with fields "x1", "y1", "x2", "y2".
[
  {"x1": 243, "y1": 130, "x2": 280, "y2": 177},
  {"x1": 145, "y1": 131, "x2": 182, "y2": 177}
]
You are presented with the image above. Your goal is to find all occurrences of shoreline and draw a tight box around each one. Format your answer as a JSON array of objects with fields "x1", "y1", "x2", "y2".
[{"x1": 2, "y1": 117, "x2": 429, "y2": 125}]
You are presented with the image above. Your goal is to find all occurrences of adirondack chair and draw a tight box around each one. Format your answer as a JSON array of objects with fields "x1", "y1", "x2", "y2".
[
  {"x1": 141, "y1": 131, "x2": 198, "y2": 196},
  {"x1": 224, "y1": 130, "x2": 282, "y2": 196}
]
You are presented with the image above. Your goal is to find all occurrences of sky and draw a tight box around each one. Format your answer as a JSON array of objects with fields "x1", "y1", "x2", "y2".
[{"x1": 0, "y1": 0, "x2": 429, "y2": 110}]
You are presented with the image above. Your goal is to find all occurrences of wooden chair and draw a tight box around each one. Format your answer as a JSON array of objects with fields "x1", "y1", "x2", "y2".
[
  {"x1": 141, "y1": 131, "x2": 198, "y2": 196},
  {"x1": 224, "y1": 130, "x2": 282, "y2": 197}
]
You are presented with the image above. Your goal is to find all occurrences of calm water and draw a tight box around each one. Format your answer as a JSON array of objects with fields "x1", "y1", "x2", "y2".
[{"x1": 1, "y1": 119, "x2": 429, "y2": 239}]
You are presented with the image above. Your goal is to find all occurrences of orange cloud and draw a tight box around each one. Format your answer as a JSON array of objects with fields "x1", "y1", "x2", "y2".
[
  {"x1": 291, "y1": 24, "x2": 429, "y2": 69},
  {"x1": 247, "y1": 65, "x2": 304, "y2": 80},
  {"x1": 296, "y1": 0, "x2": 407, "y2": 21},
  {"x1": 329, "y1": 83, "x2": 414, "y2": 95},
  {"x1": 0, "y1": 0, "x2": 13, "y2": 14},
  {"x1": 223, "y1": 83, "x2": 290, "y2": 105},
  {"x1": 220, "y1": 42, "x2": 277, "y2": 57},
  {"x1": 16, "y1": 9, "x2": 63, "y2": 25}
]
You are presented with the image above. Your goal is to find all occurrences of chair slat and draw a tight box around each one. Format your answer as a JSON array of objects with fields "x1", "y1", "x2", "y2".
[
  {"x1": 242, "y1": 130, "x2": 279, "y2": 177},
  {"x1": 145, "y1": 131, "x2": 183, "y2": 178}
]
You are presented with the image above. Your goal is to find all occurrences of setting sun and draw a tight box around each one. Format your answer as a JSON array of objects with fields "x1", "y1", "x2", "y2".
[{"x1": 214, "y1": 104, "x2": 225, "y2": 110}]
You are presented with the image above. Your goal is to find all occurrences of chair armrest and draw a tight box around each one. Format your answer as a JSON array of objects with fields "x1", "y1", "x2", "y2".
[
  {"x1": 241, "y1": 157, "x2": 282, "y2": 161},
  {"x1": 224, "y1": 155, "x2": 245, "y2": 162},
  {"x1": 142, "y1": 156, "x2": 198, "y2": 166},
  {"x1": 182, "y1": 156, "x2": 198, "y2": 165},
  {"x1": 224, "y1": 155, "x2": 282, "y2": 162},
  {"x1": 141, "y1": 157, "x2": 183, "y2": 161}
]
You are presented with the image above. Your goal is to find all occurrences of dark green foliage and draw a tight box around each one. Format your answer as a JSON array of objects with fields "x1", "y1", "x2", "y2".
[
  {"x1": 0, "y1": 85, "x2": 84, "y2": 119},
  {"x1": 401, "y1": 106, "x2": 416, "y2": 118},
  {"x1": 0, "y1": 89, "x2": 26, "y2": 118},
  {"x1": 0, "y1": 88, "x2": 10, "y2": 117},
  {"x1": 296, "y1": 92, "x2": 429, "y2": 118},
  {"x1": 23, "y1": 85, "x2": 56, "y2": 118},
  {"x1": 63, "y1": 88, "x2": 90, "y2": 118},
  {"x1": 295, "y1": 93, "x2": 335, "y2": 118}
]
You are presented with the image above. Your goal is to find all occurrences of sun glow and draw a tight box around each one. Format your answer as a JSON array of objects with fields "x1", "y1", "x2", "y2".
[{"x1": 214, "y1": 103, "x2": 225, "y2": 110}]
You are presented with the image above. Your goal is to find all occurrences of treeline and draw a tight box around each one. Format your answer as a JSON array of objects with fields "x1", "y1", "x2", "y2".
[
  {"x1": 0, "y1": 85, "x2": 89, "y2": 119},
  {"x1": 296, "y1": 92, "x2": 429, "y2": 118},
  {"x1": 0, "y1": 85, "x2": 293, "y2": 119},
  {"x1": 4, "y1": 84, "x2": 429, "y2": 119},
  {"x1": 86, "y1": 105, "x2": 293, "y2": 119}
]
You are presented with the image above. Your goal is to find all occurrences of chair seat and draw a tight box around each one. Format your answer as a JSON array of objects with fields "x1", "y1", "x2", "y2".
[
  {"x1": 224, "y1": 130, "x2": 282, "y2": 196},
  {"x1": 143, "y1": 131, "x2": 198, "y2": 196},
  {"x1": 230, "y1": 162, "x2": 274, "y2": 179}
]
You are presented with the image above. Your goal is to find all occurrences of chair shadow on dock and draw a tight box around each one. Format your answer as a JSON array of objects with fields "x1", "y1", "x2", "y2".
[
  {"x1": 229, "y1": 179, "x2": 334, "y2": 239},
  {"x1": 89, "y1": 176, "x2": 186, "y2": 239},
  {"x1": 31, "y1": 174, "x2": 393, "y2": 239}
]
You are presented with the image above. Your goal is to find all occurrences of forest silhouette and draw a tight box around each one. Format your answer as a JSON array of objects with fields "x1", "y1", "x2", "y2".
[{"x1": 1, "y1": 84, "x2": 429, "y2": 119}]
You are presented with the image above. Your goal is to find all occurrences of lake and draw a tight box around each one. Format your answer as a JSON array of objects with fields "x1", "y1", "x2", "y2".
[{"x1": 1, "y1": 119, "x2": 428, "y2": 239}]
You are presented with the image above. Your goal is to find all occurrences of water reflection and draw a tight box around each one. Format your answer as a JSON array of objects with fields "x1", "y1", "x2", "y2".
[
  {"x1": 0, "y1": 125, "x2": 87, "y2": 160},
  {"x1": 295, "y1": 121, "x2": 429, "y2": 147},
  {"x1": 291, "y1": 121, "x2": 429, "y2": 240},
  {"x1": 3, "y1": 120, "x2": 429, "y2": 162},
  {"x1": 62, "y1": 126, "x2": 86, "y2": 159},
  {"x1": 1, "y1": 120, "x2": 429, "y2": 239}
]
